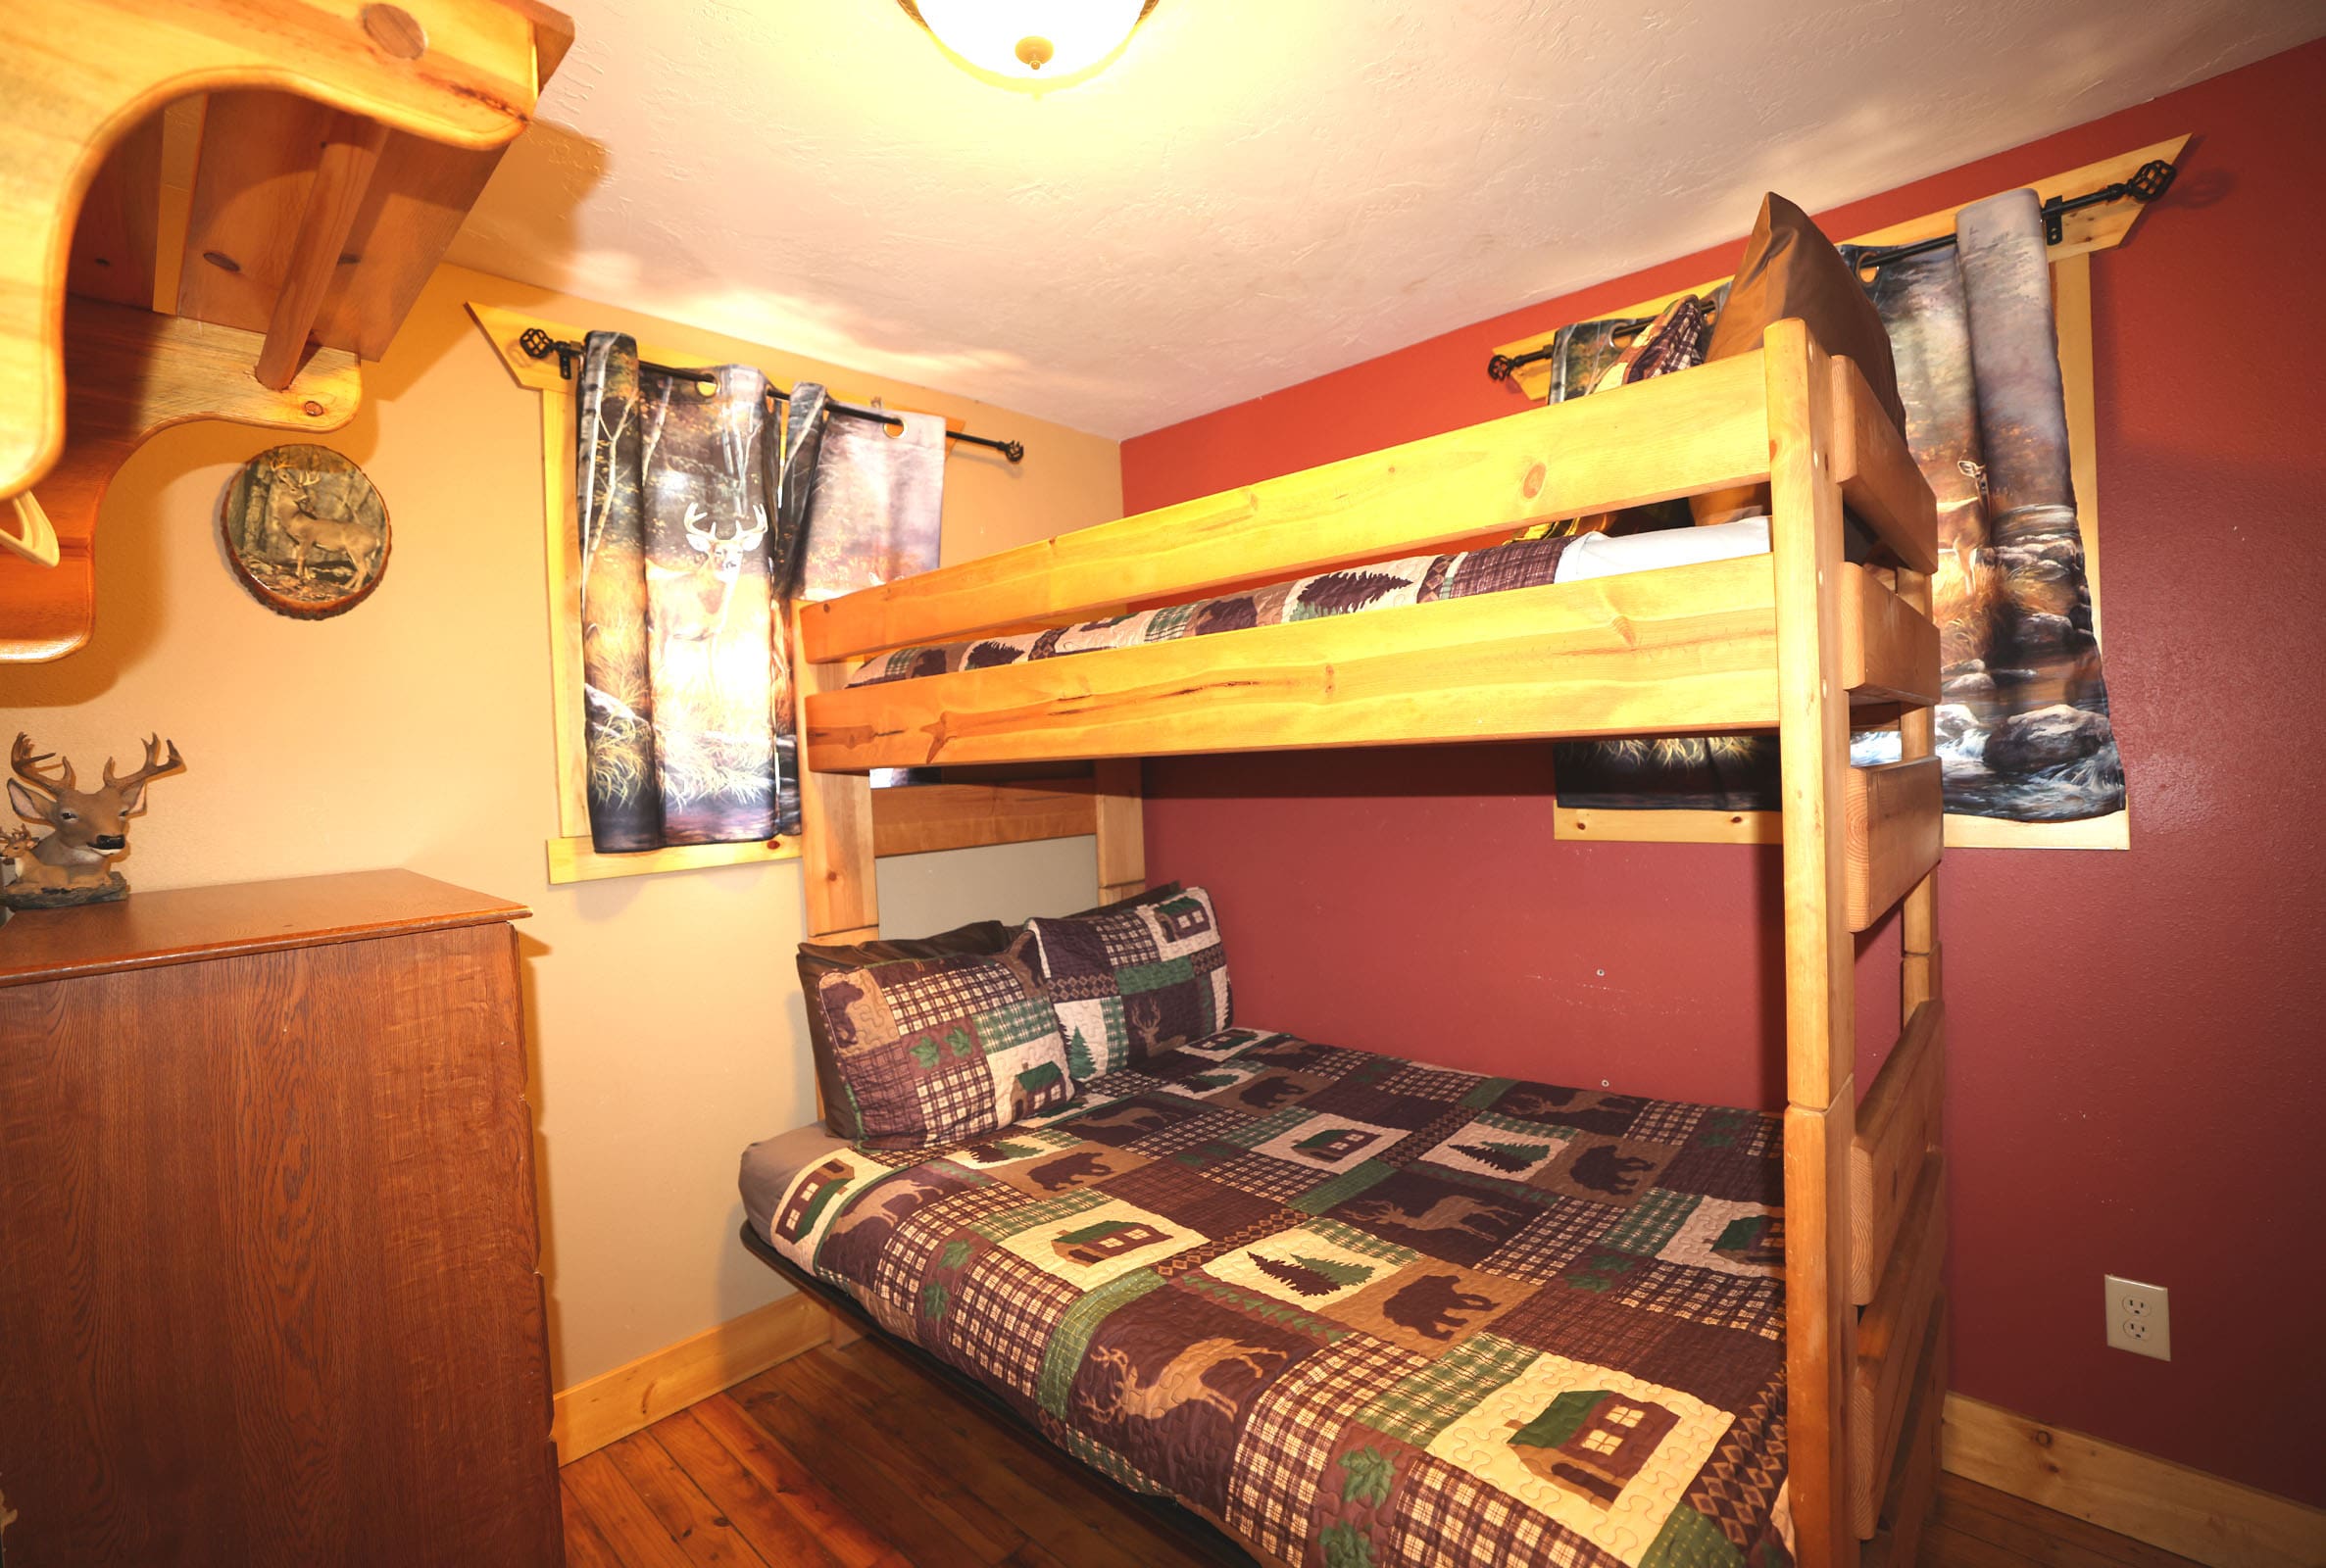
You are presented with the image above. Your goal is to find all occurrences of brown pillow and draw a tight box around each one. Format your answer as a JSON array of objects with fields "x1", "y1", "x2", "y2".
[
  {"x1": 799, "y1": 920, "x2": 1014, "y2": 1139},
  {"x1": 1692, "y1": 193, "x2": 1906, "y2": 526}
]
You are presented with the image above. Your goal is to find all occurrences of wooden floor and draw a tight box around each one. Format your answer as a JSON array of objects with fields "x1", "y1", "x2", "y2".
[{"x1": 560, "y1": 1334, "x2": 2203, "y2": 1568}]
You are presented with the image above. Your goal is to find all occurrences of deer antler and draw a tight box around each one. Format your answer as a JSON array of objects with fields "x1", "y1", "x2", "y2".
[
  {"x1": 11, "y1": 732, "x2": 72, "y2": 795},
  {"x1": 104, "y1": 735, "x2": 183, "y2": 791}
]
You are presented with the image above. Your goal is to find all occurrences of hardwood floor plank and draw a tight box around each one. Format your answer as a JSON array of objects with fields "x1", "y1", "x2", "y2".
[
  {"x1": 649, "y1": 1407, "x2": 850, "y2": 1568},
  {"x1": 562, "y1": 1450, "x2": 702, "y2": 1568},
  {"x1": 766, "y1": 1348, "x2": 1030, "y2": 1561},
  {"x1": 728, "y1": 1368, "x2": 1000, "y2": 1568},
  {"x1": 561, "y1": 1480, "x2": 632, "y2": 1568},
  {"x1": 689, "y1": 1394, "x2": 913, "y2": 1568},
  {"x1": 830, "y1": 1337, "x2": 1237, "y2": 1568},
  {"x1": 603, "y1": 1431, "x2": 770, "y2": 1568}
]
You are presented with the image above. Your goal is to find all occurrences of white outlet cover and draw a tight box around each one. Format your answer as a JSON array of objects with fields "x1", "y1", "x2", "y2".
[{"x1": 2104, "y1": 1274, "x2": 2171, "y2": 1361}]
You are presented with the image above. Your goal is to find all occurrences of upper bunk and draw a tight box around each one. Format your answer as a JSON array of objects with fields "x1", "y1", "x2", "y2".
[{"x1": 797, "y1": 318, "x2": 1940, "y2": 774}]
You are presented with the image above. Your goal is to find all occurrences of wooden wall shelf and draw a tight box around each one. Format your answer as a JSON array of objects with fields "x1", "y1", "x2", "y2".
[{"x1": 0, "y1": 0, "x2": 575, "y2": 662}]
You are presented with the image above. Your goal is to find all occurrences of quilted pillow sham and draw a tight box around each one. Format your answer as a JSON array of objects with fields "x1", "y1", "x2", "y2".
[
  {"x1": 797, "y1": 918, "x2": 1015, "y2": 1141},
  {"x1": 813, "y1": 953, "x2": 1073, "y2": 1150},
  {"x1": 1023, "y1": 885, "x2": 1230, "y2": 1078}
]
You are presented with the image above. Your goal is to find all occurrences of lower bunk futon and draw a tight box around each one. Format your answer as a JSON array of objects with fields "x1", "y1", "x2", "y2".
[{"x1": 743, "y1": 1026, "x2": 1792, "y2": 1568}]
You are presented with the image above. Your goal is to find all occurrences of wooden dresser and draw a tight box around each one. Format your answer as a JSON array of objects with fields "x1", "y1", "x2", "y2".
[{"x1": 0, "y1": 870, "x2": 561, "y2": 1567}]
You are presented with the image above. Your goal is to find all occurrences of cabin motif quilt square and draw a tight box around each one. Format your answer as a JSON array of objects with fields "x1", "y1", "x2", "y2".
[
  {"x1": 756, "y1": 1026, "x2": 1793, "y2": 1567},
  {"x1": 1026, "y1": 886, "x2": 1232, "y2": 1075},
  {"x1": 813, "y1": 954, "x2": 1073, "y2": 1150}
]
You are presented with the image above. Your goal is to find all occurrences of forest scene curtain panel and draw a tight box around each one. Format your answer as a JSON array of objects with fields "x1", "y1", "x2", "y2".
[
  {"x1": 796, "y1": 406, "x2": 946, "y2": 601},
  {"x1": 1549, "y1": 187, "x2": 2126, "y2": 826},
  {"x1": 574, "y1": 332, "x2": 808, "y2": 852}
]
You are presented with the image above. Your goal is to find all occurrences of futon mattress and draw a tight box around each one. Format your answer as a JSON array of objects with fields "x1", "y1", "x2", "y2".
[
  {"x1": 743, "y1": 1026, "x2": 1792, "y2": 1568},
  {"x1": 844, "y1": 516, "x2": 1773, "y2": 687}
]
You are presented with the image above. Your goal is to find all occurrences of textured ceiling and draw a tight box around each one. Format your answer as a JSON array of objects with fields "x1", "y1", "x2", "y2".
[{"x1": 450, "y1": 0, "x2": 2324, "y2": 438}]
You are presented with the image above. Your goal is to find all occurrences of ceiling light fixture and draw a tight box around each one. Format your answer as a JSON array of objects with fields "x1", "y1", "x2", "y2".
[{"x1": 898, "y1": 1, "x2": 1159, "y2": 91}]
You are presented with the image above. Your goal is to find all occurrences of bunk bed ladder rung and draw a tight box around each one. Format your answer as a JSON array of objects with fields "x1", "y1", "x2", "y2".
[
  {"x1": 1860, "y1": 1298, "x2": 1949, "y2": 1568},
  {"x1": 1846, "y1": 758, "x2": 1943, "y2": 932},
  {"x1": 1840, "y1": 563, "x2": 1941, "y2": 705},
  {"x1": 1850, "y1": 1000, "x2": 1946, "y2": 1304},
  {"x1": 1849, "y1": 1152, "x2": 1948, "y2": 1538}
]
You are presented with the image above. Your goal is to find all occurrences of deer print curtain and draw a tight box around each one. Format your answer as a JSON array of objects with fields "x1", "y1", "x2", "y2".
[
  {"x1": 575, "y1": 333, "x2": 815, "y2": 852},
  {"x1": 1551, "y1": 188, "x2": 2126, "y2": 825}
]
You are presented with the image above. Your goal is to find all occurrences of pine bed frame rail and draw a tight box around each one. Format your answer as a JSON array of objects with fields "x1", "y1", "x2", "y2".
[{"x1": 799, "y1": 339, "x2": 1934, "y2": 670}]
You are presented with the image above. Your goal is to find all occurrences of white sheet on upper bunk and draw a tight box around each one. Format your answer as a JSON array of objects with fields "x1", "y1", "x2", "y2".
[{"x1": 1551, "y1": 515, "x2": 1770, "y2": 581}]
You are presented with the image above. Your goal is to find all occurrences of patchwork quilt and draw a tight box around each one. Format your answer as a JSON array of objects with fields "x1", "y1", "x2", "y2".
[
  {"x1": 846, "y1": 533, "x2": 1581, "y2": 687},
  {"x1": 757, "y1": 1027, "x2": 1792, "y2": 1568}
]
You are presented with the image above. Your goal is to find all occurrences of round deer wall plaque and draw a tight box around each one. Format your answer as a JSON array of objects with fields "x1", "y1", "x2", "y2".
[{"x1": 219, "y1": 444, "x2": 391, "y2": 618}]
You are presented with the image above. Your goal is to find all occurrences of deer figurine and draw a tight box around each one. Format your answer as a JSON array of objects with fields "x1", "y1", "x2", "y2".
[
  {"x1": 4, "y1": 733, "x2": 184, "y2": 908},
  {"x1": 270, "y1": 472, "x2": 382, "y2": 587}
]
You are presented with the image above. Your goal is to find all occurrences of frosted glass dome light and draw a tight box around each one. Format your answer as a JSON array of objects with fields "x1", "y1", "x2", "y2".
[{"x1": 901, "y1": 1, "x2": 1158, "y2": 89}]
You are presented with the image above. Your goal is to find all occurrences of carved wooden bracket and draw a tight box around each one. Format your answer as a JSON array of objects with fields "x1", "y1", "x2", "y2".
[
  {"x1": 0, "y1": 0, "x2": 573, "y2": 662},
  {"x1": 0, "y1": 301, "x2": 363, "y2": 662}
]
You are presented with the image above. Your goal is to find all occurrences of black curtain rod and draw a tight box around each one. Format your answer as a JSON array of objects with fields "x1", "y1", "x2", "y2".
[
  {"x1": 1484, "y1": 159, "x2": 2177, "y2": 385},
  {"x1": 516, "y1": 328, "x2": 1025, "y2": 463}
]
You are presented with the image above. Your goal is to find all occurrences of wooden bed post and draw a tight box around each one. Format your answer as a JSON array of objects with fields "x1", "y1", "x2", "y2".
[
  {"x1": 793, "y1": 606, "x2": 879, "y2": 949},
  {"x1": 1093, "y1": 759, "x2": 1145, "y2": 905},
  {"x1": 1764, "y1": 319, "x2": 1859, "y2": 1568},
  {"x1": 791, "y1": 606, "x2": 875, "y2": 1348}
]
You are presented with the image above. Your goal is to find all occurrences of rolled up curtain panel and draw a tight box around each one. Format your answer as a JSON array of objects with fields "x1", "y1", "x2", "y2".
[
  {"x1": 1947, "y1": 188, "x2": 2123, "y2": 817},
  {"x1": 575, "y1": 334, "x2": 661, "y2": 854},
  {"x1": 575, "y1": 332, "x2": 808, "y2": 852}
]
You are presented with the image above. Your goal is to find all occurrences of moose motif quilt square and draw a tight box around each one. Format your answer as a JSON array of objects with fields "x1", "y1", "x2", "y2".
[{"x1": 757, "y1": 1025, "x2": 1793, "y2": 1568}]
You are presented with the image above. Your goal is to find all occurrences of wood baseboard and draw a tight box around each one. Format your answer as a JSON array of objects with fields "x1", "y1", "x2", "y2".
[
  {"x1": 1942, "y1": 1394, "x2": 2326, "y2": 1568},
  {"x1": 552, "y1": 1292, "x2": 834, "y2": 1464}
]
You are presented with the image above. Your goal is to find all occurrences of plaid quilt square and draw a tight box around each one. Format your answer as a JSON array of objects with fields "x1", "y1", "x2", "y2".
[
  {"x1": 1026, "y1": 887, "x2": 1231, "y2": 1073},
  {"x1": 815, "y1": 953, "x2": 1072, "y2": 1150}
]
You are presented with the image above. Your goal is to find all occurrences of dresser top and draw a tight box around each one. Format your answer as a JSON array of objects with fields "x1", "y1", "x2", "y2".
[{"x1": 0, "y1": 869, "x2": 530, "y2": 988}]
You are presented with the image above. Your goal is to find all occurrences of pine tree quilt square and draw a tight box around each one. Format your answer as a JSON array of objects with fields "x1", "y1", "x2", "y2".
[
  {"x1": 1202, "y1": 1219, "x2": 1415, "y2": 1311},
  {"x1": 1419, "y1": 1115, "x2": 1580, "y2": 1182},
  {"x1": 1652, "y1": 1198, "x2": 1784, "y2": 1278}
]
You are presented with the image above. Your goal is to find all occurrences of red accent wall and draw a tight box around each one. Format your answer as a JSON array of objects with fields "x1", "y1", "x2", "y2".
[{"x1": 1126, "y1": 40, "x2": 2326, "y2": 1505}]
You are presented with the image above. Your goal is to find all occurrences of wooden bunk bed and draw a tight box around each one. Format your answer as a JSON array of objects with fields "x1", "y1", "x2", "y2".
[{"x1": 774, "y1": 318, "x2": 1948, "y2": 1568}]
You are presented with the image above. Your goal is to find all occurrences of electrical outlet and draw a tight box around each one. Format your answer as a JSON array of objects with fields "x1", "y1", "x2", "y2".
[{"x1": 2104, "y1": 1274, "x2": 2171, "y2": 1360}]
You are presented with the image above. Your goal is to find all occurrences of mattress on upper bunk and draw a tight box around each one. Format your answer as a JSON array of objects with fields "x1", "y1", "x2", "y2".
[
  {"x1": 741, "y1": 1025, "x2": 1792, "y2": 1568},
  {"x1": 844, "y1": 516, "x2": 1773, "y2": 686}
]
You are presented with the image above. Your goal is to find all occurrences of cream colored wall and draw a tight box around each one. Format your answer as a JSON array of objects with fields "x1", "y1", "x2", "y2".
[{"x1": 0, "y1": 264, "x2": 1121, "y2": 1387}]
